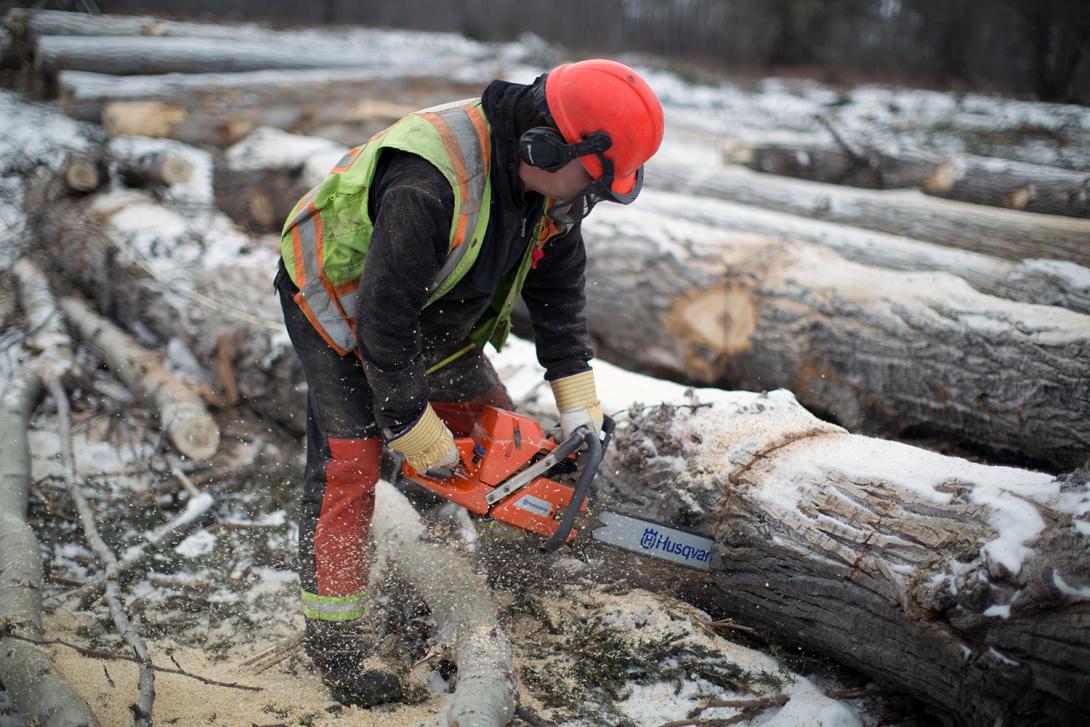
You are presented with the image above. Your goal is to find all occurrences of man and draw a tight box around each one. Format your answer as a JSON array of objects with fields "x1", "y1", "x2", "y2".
[{"x1": 276, "y1": 58, "x2": 664, "y2": 706}]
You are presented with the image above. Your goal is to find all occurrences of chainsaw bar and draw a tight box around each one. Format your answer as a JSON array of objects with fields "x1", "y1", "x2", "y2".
[{"x1": 589, "y1": 510, "x2": 715, "y2": 570}]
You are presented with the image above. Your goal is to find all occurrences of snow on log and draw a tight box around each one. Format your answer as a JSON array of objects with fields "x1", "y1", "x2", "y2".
[
  {"x1": 588, "y1": 383, "x2": 1090, "y2": 726},
  {"x1": 636, "y1": 189, "x2": 1090, "y2": 316},
  {"x1": 58, "y1": 296, "x2": 220, "y2": 461},
  {"x1": 726, "y1": 135, "x2": 1090, "y2": 218},
  {"x1": 215, "y1": 128, "x2": 344, "y2": 232},
  {"x1": 12, "y1": 258, "x2": 74, "y2": 381},
  {"x1": 26, "y1": 180, "x2": 302, "y2": 433},
  {"x1": 647, "y1": 160, "x2": 1090, "y2": 267},
  {"x1": 57, "y1": 69, "x2": 479, "y2": 146},
  {"x1": 0, "y1": 341, "x2": 100, "y2": 727},
  {"x1": 574, "y1": 205, "x2": 1090, "y2": 470},
  {"x1": 373, "y1": 481, "x2": 516, "y2": 727}
]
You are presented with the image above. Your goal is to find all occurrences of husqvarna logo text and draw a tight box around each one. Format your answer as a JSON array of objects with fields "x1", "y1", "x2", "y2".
[{"x1": 640, "y1": 527, "x2": 711, "y2": 564}]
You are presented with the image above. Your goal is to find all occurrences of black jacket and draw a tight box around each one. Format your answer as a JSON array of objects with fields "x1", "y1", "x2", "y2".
[{"x1": 354, "y1": 79, "x2": 594, "y2": 432}]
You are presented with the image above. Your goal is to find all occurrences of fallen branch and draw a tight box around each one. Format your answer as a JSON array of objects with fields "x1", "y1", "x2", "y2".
[
  {"x1": 0, "y1": 340, "x2": 99, "y2": 726},
  {"x1": 54, "y1": 477, "x2": 215, "y2": 609},
  {"x1": 373, "y1": 480, "x2": 517, "y2": 726},
  {"x1": 1, "y1": 631, "x2": 263, "y2": 692},
  {"x1": 59, "y1": 295, "x2": 220, "y2": 460},
  {"x1": 50, "y1": 377, "x2": 155, "y2": 726}
]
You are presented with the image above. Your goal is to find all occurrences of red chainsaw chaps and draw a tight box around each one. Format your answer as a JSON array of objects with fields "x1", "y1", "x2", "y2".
[
  {"x1": 431, "y1": 386, "x2": 514, "y2": 437},
  {"x1": 313, "y1": 437, "x2": 381, "y2": 597}
]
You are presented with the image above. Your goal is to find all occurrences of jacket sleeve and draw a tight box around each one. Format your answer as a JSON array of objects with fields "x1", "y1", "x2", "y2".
[
  {"x1": 355, "y1": 152, "x2": 453, "y2": 433},
  {"x1": 520, "y1": 220, "x2": 595, "y2": 381}
]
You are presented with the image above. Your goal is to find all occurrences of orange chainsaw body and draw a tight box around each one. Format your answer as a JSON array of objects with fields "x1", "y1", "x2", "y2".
[{"x1": 400, "y1": 407, "x2": 587, "y2": 541}]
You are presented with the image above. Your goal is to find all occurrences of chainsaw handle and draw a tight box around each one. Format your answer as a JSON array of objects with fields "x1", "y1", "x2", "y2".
[{"x1": 541, "y1": 415, "x2": 615, "y2": 552}]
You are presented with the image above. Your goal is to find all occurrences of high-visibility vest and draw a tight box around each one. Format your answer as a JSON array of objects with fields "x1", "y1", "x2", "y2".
[{"x1": 281, "y1": 98, "x2": 571, "y2": 358}]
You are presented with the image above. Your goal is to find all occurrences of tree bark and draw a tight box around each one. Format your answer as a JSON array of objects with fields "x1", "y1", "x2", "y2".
[
  {"x1": 636, "y1": 189, "x2": 1090, "y2": 316},
  {"x1": 592, "y1": 389, "x2": 1089, "y2": 726},
  {"x1": 58, "y1": 296, "x2": 220, "y2": 461},
  {"x1": 647, "y1": 160, "x2": 1090, "y2": 267},
  {"x1": 57, "y1": 68, "x2": 479, "y2": 146},
  {"x1": 373, "y1": 481, "x2": 516, "y2": 727},
  {"x1": 0, "y1": 345, "x2": 99, "y2": 727},
  {"x1": 573, "y1": 205, "x2": 1090, "y2": 471},
  {"x1": 726, "y1": 135, "x2": 1090, "y2": 218}
]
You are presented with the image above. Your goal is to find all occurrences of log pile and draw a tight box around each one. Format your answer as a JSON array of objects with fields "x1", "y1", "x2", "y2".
[
  {"x1": 724, "y1": 132, "x2": 1090, "y2": 218},
  {"x1": 2, "y1": 8, "x2": 1089, "y2": 727}
]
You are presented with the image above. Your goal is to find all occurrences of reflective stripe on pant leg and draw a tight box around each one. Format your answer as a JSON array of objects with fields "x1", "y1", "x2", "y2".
[{"x1": 305, "y1": 436, "x2": 381, "y2": 621}]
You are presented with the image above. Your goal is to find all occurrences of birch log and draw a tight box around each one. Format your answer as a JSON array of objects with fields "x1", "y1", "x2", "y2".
[
  {"x1": 57, "y1": 69, "x2": 478, "y2": 146},
  {"x1": 590, "y1": 389, "x2": 1090, "y2": 726},
  {"x1": 0, "y1": 343, "x2": 99, "y2": 727},
  {"x1": 647, "y1": 161, "x2": 1090, "y2": 267},
  {"x1": 573, "y1": 205, "x2": 1090, "y2": 471},
  {"x1": 59, "y1": 296, "x2": 220, "y2": 461},
  {"x1": 636, "y1": 189, "x2": 1090, "y2": 316},
  {"x1": 726, "y1": 135, "x2": 1090, "y2": 218},
  {"x1": 374, "y1": 481, "x2": 516, "y2": 727}
]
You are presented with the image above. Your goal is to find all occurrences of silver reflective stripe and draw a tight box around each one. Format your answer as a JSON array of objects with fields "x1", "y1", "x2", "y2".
[
  {"x1": 427, "y1": 103, "x2": 488, "y2": 298},
  {"x1": 295, "y1": 207, "x2": 357, "y2": 352},
  {"x1": 298, "y1": 276, "x2": 355, "y2": 352}
]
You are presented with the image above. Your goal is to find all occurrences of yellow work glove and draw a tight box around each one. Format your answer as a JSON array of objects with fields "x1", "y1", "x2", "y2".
[
  {"x1": 550, "y1": 370, "x2": 603, "y2": 441},
  {"x1": 387, "y1": 404, "x2": 459, "y2": 475}
]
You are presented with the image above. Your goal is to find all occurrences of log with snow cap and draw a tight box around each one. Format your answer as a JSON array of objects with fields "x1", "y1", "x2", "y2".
[
  {"x1": 491, "y1": 338, "x2": 1090, "y2": 727},
  {"x1": 572, "y1": 203, "x2": 1090, "y2": 471}
]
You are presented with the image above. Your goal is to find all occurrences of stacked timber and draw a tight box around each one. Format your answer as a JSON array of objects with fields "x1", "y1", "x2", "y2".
[
  {"x1": 3, "y1": 7, "x2": 491, "y2": 145},
  {"x1": 646, "y1": 160, "x2": 1090, "y2": 267},
  {"x1": 724, "y1": 133, "x2": 1090, "y2": 218}
]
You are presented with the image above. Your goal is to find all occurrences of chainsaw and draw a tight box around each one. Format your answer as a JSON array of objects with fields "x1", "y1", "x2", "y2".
[{"x1": 399, "y1": 406, "x2": 715, "y2": 570}]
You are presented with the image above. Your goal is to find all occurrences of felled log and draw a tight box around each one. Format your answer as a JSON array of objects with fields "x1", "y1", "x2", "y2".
[
  {"x1": 0, "y1": 340, "x2": 99, "y2": 726},
  {"x1": 58, "y1": 69, "x2": 477, "y2": 146},
  {"x1": 26, "y1": 179, "x2": 301, "y2": 434},
  {"x1": 214, "y1": 128, "x2": 344, "y2": 232},
  {"x1": 373, "y1": 481, "x2": 516, "y2": 726},
  {"x1": 4, "y1": 7, "x2": 248, "y2": 42},
  {"x1": 34, "y1": 35, "x2": 389, "y2": 78},
  {"x1": 636, "y1": 189, "x2": 1090, "y2": 316},
  {"x1": 574, "y1": 205, "x2": 1090, "y2": 471},
  {"x1": 726, "y1": 135, "x2": 1090, "y2": 218},
  {"x1": 647, "y1": 160, "x2": 1090, "y2": 267},
  {"x1": 59, "y1": 296, "x2": 220, "y2": 461},
  {"x1": 592, "y1": 387, "x2": 1090, "y2": 726}
]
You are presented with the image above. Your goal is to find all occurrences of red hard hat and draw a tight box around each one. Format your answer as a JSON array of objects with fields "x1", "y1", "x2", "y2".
[{"x1": 544, "y1": 59, "x2": 664, "y2": 197}]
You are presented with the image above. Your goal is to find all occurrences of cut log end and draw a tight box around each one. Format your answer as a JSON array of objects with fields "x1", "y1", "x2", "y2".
[
  {"x1": 158, "y1": 156, "x2": 193, "y2": 185},
  {"x1": 1004, "y1": 185, "x2": 1032, "y2": 210},
  {"x1": 668, "y1": 283, "x2": 757, "y2": 379},
  {"x1": 924, "y1": 161, "x2": 958, "y2": 193},
  {"x1": 102, "y1": 100, "x2": 188, "y2": 138},
  {"x1": 167, "y1": 416, "x2": 220, "y2": 462},
  {"x1": 63, "y1": 156, "x2": 100, "y2": 192}
]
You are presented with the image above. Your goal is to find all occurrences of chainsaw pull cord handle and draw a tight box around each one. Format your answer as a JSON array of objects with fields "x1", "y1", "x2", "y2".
[{"x1": 541, "y1": 415, "x2": 615, "y2": 552}]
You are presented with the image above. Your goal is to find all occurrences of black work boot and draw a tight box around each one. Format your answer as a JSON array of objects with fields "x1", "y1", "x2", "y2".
[{"x1": 304, "y1": 618, "x2": 404, "y2": 707}]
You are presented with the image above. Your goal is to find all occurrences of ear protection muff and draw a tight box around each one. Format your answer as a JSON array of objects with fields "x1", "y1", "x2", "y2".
[{"x1": 518, "y1": 127, "x2": 612, "y2": 172}]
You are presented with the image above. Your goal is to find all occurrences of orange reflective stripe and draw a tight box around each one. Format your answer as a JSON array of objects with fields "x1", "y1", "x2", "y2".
[
  {"x1": 332, "y1": 278, "x2": 359, "y2": 296},
  {"x1": 421, "y1": 111, "x2": 471, "y2": 250},
  {"x1": 291, "y1": 224, "x2": 306, "y2": 285},
  {"x1": 465, "y1": 104, "x2": 491, "y2": 177},
  {"x1": 330, "y1": 145, "x2": 364, "y2": 174}
]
